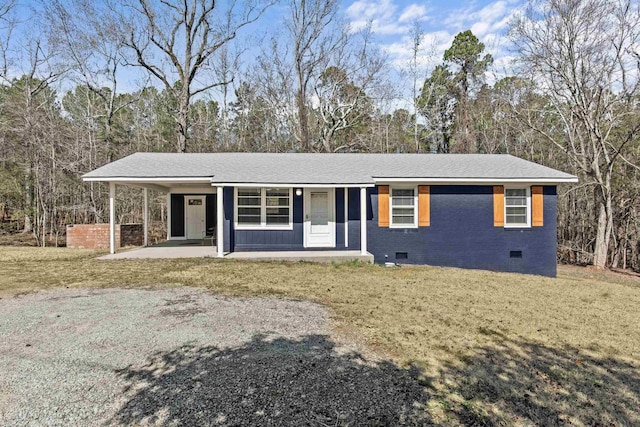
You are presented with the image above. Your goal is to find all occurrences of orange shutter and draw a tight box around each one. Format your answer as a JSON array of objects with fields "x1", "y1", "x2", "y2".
[
  {"x1": 532, "y1": 186, "x2": 544, "y2": 226},
  {"x1": 493, "y1": 186, "x2": 504, "y2": 227},
  {"x1": 378, "y1": 185, "x2": 389, "y2": 227},
  {"x1": 418, "y1": 185, "x2": 430, "y2": 226}
]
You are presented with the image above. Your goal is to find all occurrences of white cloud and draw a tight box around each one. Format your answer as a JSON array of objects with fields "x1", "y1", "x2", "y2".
[
  {"x1": 347, "y1": 0, "x2": 400, "y2": 33},
  {"x1": 398, "y1": 4, "x2": 428, "y2": 23},
  {"x1": 471, "y1": 21, "x2": 490, "y2": 36},
  {"x1": 346, "y1": 0, "x2": 430, "y2": 35},
  {"x1": 343, "y1": 0, "x2": 523, "y2": 99},
  {"x1": 382, "y1": 30, "x2": 454, "y2": 72},
  {"x1": 444, "y1": 0, "x2": 522, "y2": 37}
]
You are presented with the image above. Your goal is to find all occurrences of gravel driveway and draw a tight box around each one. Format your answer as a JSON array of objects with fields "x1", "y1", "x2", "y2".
[{"x1": 0, "y1": 287, "x2": 429, "y2": 426}]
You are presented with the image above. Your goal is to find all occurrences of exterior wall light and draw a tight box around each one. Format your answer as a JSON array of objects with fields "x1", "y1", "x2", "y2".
[{"x1": 295, "y1": 188, "x2": 302, "y2": 196}]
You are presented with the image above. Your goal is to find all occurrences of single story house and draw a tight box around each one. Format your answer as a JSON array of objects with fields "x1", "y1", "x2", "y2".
[{"x1": 82, "y1": 153, "x2": 577, "y2": 276}]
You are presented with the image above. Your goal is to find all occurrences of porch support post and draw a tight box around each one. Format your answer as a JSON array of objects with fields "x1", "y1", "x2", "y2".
[
  {"x1": 166, "y1": 193, "x2": 171, "y2": 239},
  {"x1": 143, "y1": 188, "x2": 149, "y2": 247},
  {"x1": 109, "y1": 182, "x2": 116, "y2": 254},
  {"x1": 360, "y1": 187, "x2": 367, "y2": 255},
  {"x1": 217, "y1": 186, "x2": 224, "y2": 258},
  {"x1": 344, "y1": 187, "x2": 349, "y2": 248}
]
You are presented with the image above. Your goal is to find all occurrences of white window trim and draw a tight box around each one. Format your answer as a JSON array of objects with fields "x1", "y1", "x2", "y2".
[
  {"x1": 504, "y1": 186, "x2": 531, "y2": 228},
  {"x1": 389, "y1": 186, "x2": 418, "y2": 229},
  {"x1": 234, "y1": 187, "x2": 294, "y2": 230}
]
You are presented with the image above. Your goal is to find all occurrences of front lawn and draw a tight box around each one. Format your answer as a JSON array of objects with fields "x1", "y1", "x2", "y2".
[{"x1": 2, "y1": 247, "x2": 639, "y2": 425}]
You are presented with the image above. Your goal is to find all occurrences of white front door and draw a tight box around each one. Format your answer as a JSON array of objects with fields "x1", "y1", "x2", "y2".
[
  {"x1": 304, "y1": 189, "x2": 335, "y2": 247},
  {"x1": 185, "y1": 196, "x2": 206, "y2": 239}
]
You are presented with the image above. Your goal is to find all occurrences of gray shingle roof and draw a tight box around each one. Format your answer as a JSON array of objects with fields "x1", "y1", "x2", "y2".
[{"x1": 82, "y1": 152, "x2": 578, "y2": 184}]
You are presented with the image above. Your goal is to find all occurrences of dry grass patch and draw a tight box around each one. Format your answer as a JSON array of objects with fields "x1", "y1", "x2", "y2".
[{"x1": 1, "y1": 246, "x2": 639, "y2": 425}]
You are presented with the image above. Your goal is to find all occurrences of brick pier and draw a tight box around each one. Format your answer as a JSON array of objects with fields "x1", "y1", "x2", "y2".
[{"x1": 66, "y1": 224, "x2": 143, "y2": 249}]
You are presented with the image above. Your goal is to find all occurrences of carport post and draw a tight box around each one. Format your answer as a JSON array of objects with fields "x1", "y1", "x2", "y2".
[
  {"x1": 143, "y1": 188, "x2": 148, "y2": 247},
  {"x1": 109, "y1": 182, "x2": 116, "y2": 254},
  {"x1": 360, "y1": 187, "x2": 367, "y2": 255},
  {"x1": 217, "y1": 186, "x2": 224, "y2": 257}
]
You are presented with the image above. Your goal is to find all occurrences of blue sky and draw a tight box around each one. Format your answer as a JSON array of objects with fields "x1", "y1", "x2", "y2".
[
  {"x1": 21, "y1": 0, "x2": 523, "y2": 69},
  {"x1": 9, "y1": 0, "x2": 524, "y2": 98},
  {"x1": 340, "y1": 0, "x2": 524, "y2": 72}
]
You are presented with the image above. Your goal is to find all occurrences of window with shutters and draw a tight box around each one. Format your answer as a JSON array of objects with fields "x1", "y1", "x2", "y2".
[
  {"x1": 504, "y1": 187, "x2": 531, "y2": 227},
  {"x1": 390, "y1": 187, "x2": 418, "y2": 228}
]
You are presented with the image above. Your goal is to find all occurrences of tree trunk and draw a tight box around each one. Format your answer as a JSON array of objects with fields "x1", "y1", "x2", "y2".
[
  {"x1": 176, "y1": 94, "x2": 190, "y2": 153},
  {"x1": 593, "y1": 200, "x2": 613, "y2": 269},
  {"x1": 23, "y1": 165, "x2": 33, "y2": 233},
  {"x1": 296, "y1": 87, "x2": 309, "y2": 152}
]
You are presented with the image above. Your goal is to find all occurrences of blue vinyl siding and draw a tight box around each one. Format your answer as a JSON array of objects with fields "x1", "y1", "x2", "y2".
[
  {"x1": 367, "y1": 185, "x2": 558, "y2": 277},
  {"x1": 234, "y1": 189, "x2": 304, "y2": 251},
  {"x1": 348, "y1": 188, "x2": 361, "y2": 249},
  {"x1": 223, "y1": 187, "x2": 234, "y2": 252},
  {"x1": 226, "y1": 187, "x2": 353, "y2": 252},
  {"x1": 335, "y1": 188, "x2": 345, "y2": 248}
]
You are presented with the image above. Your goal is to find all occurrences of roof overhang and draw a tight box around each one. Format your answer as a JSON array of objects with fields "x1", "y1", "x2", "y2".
[
  {"x1": 211, "y1": 182, "x2": 376, "y2": 188},
  {"x1": 82, "y1": 176, "x2": 578, "y2": 186},
  {"x1": 373, "y1": 177, "x2": 579, "y2": 184},
  {"x1": 82, "y1": 176, "x2": 213, "y2": 183}
]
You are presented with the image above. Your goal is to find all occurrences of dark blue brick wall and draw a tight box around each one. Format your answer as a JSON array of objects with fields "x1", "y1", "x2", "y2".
[{"x1": 367, "y1": 185, "x2": 558, "y2": 277}]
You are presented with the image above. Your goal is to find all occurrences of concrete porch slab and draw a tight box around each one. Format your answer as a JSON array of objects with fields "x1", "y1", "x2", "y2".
[
  {"x1": 98, "y1": 240, "x2": 216, "y2": 260},
  {"x1": 98, "y1": 240, "x2": 374, "y2": 263},
  {"x1": 225, "y1": 250, "x2": 374, "y2": 263}
]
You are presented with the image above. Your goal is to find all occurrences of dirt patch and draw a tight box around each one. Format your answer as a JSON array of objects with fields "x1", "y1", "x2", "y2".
[{"x1": 0, "y1": 288, "x2": 428, "y2": 426}]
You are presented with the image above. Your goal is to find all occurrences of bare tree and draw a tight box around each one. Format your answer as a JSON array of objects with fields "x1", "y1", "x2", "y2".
[
  {"x1": 211, "y1": 44, "x2": 246, "y2": 151},
  {"x1": 408, "y1": 20, "x2": 423, "y2": 152},
  {"x1": 5, "y1": 35, "x2": 67, "y2": 236},
  {"x1": 0, "y1": 0, "x2": 15, "y2": 78},
  {"x1": 252, "y1": 39, "x2": 298, "y2": 151},
  {"x1": 44, "y1": 0, "x2": 138, "y2": 163},
  {"x1": 121, "y1": 0, "x2": 272, "y2": 153},
  {"x1": 511, "y1": 0, "x2": 640, "y2": 269},
  {"x1": 286, "y1": 0, "x2": 346, "y2": 151},
  {"x1": 314, "y1": 27, "x2": 386, "y2": 152}
]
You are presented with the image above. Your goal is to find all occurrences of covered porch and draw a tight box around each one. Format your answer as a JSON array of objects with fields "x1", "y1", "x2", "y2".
[
  {"x1": 91, "y1": 181, "x2": 371, "y2": 259},
  {"x1": 82, "y1": 154, "x2": 375, "y2": 260}
]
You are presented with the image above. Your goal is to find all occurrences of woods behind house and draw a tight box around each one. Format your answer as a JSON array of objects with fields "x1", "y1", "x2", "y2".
[{"x1": 0, "y1": 0, "x2": 638, "y2": 271}]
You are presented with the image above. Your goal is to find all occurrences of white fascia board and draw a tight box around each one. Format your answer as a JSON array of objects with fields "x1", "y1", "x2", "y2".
[
  {"x1": 125, "y1": 183, "x2": 171, "y2": 193},
  {"x1": 374, "y1": 177, "x2": 579, "y2": 184},
  {"x1": 168, "y1": 186, "x2": 216, "y2": 194},
  {"x1": 82, "y1": 176, "x2": 213, "y2": 183},
  {"x1": 212, "y1": 182, "x2": 375, "y2": 188}
]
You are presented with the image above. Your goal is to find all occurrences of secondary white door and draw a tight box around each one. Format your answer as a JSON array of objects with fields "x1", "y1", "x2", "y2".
[
  {"x1": 304, "y1": 189, "x2": 335, "y2": 247},
  {"x1": 185, "y1": 196, "x2": 206, "y2": 239}
]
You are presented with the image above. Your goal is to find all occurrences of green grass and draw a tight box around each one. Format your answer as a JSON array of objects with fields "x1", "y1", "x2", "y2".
[{"x1": 1, "y1": 246, "x2": 640, "y2": 425}]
